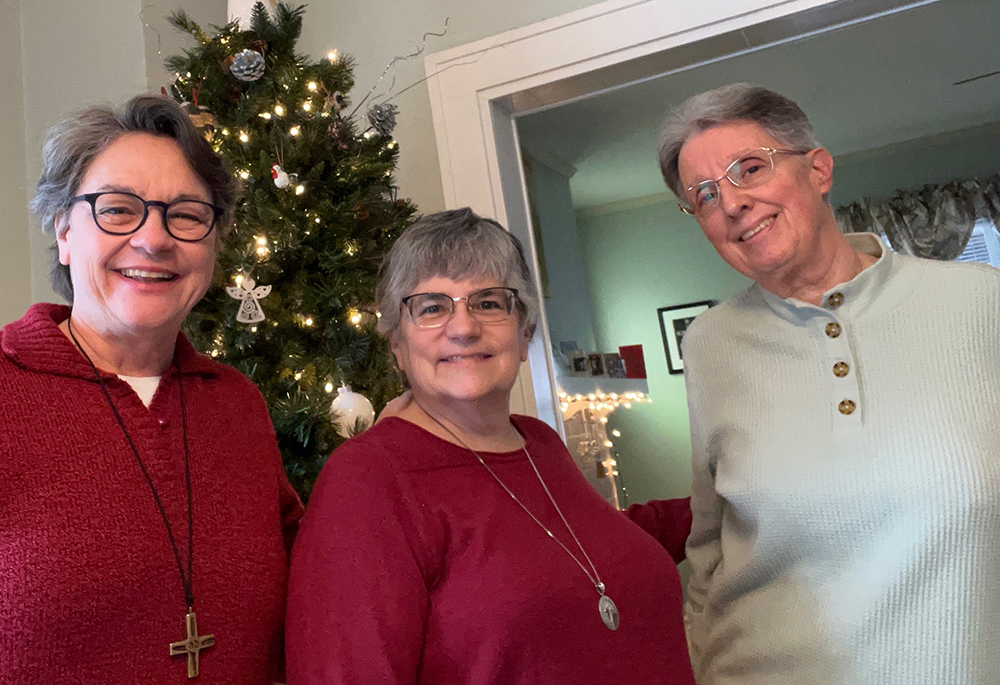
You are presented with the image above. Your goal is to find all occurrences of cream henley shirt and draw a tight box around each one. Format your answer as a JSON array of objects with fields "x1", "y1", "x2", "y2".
[{"x1": 683, "y1": 233, "x2": 1000, "y2": 684}]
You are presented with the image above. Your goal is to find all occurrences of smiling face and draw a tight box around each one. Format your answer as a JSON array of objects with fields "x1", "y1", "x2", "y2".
[
  {"x1": 677, "y1": 120, "x2": 835, "y2": 284},
  {"x1": 391, "y1": 275, "x2": 531, "y2": 411},
  {"x1": 56, "y1": 132, "x2": 218, "y2": 341}
]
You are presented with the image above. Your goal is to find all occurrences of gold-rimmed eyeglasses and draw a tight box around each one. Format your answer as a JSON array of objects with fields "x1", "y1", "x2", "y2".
[
  {"x1": 678, "y1": 147, "x2": 812, "y2": 217},
  {"x1": 401, "y1": 287, "x2": 520, "y2": 328}
]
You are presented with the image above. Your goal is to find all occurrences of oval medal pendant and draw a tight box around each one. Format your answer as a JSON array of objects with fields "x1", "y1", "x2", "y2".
[{"x1": 598, "y1": 594, "x2": 620, "y2": 631}]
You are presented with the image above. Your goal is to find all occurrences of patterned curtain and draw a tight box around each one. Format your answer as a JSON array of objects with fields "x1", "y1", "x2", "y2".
[{"x1": 836, "y1": 173, "x2": 1000, "y2": 260}]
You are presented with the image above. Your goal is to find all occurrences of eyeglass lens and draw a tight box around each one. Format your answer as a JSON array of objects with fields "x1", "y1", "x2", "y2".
[
  {"x1": 91, "y1": 193, "x2": 216, "y2": 240},
  {"x1": 407, "y1": 288, "x2": 516, "y2": 327},
  {"x1": 686, "y1": 149, "x2": 776, "y2": 213}
]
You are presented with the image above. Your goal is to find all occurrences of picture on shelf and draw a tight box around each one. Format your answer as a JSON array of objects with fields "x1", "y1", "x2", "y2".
[
  {"x1": 587, "y1": 353, "x2": 605, "y2": 377},
  {"x1": 657, "y1": 300, "x2": 716, "y2": 374},
  {"x1": 569, "y1": 351, "x2": 588, "y2": 376},
  {"x1": 603, "y1": 353, "x2": 626, "y2": 378}
]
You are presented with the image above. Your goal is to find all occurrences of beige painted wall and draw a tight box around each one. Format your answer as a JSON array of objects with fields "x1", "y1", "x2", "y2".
[
  {"x1": 0, "y1": 0, "x2": 31, "y2": 325},
  {"x1": 0, "y1": 0, "x2": 226, "y2": 326},
  {"x1": 294, "y1": 0, "x2": 602, "y2": 216}
]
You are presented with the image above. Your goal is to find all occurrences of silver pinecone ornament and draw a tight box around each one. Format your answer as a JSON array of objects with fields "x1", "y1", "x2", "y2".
[
  {"x1": 230, "y1": 49, "x2": 266, "y2": 82},
  {"x1": 367, "y1": 103, "x2": 398, "y2": 137}
]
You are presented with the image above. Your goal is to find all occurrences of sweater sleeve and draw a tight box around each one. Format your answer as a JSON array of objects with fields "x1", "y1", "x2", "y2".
[
  {"x1": 623, "y1": 498, "x2": 692, "y2": 564},
  {"x1": 286, "y1": 436, "x2": 432, "y2": 685},
  {"x1": 682, "y1": 325, "x2": 724, "y2": 671}
]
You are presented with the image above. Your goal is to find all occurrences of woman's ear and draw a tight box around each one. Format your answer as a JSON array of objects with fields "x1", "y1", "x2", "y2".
[
  {"x1": 808, "y1": 147, "x2": 835, "y2": 196},
  {"x1": 519, "y1": 324, "x2": 534, "y2": 363},
  {"x1": 54, "y1": 212, "x2": 71, "y2": 266}
]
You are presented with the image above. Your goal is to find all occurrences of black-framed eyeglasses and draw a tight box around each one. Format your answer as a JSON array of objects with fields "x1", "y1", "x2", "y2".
[
  {"x1": 401, "y1": 287, "x2": 520, "y2": 328},
  {"x1": 71, "y1": 191, "x2": 224, "y2": 242},
  {"x1": 678, "y1": 147, "x2": 812, "y2": 217}
]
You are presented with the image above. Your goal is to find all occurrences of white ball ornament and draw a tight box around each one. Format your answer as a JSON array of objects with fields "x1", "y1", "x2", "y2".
[{"x1": 329, "y1": 383, "x2": 375, "y2": 438}]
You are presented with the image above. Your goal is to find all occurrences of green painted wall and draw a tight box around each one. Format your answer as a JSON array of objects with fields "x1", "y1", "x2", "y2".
[{"x1": 575, "y1": 199, "x2": 750, "y2": 504}]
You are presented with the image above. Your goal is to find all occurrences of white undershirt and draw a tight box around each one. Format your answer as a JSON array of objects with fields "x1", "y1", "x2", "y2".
[{"x1": 118, "y1": 375, "x2": 162, "y2": 408}]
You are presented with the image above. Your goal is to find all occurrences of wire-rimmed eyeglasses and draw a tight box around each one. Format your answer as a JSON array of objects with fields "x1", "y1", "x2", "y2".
[
  {"x1": 401, "y1": 287, "x2": 520, "y2": 328},
  {"x1": 72, "y1": 191, "x2": 224, "y2": 242},
  {"x1": 678, "y1": 147, "x2": 812, "y2": 217}
]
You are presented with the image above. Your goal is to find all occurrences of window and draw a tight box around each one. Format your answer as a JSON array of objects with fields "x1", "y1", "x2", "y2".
[{"x1": 955, "y1": 219, "x2": 1000, "y2": 268}]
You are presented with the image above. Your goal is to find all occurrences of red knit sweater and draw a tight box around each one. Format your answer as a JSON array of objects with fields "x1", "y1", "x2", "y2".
[
  {"x1": 0, "y1": 303, "x2": 304, "y2": 684},
  {"x1": 287, "y1": 415, "x2": 695, "y2": 684}
]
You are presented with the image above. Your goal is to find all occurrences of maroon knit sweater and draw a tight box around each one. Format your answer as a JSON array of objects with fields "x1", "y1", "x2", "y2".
[
  {"x1": 287, "y1": 415, "x2": 695, "y2": 684},
  {"x1": 0, "y1": 303, "x2": 304, "y2": 684}
]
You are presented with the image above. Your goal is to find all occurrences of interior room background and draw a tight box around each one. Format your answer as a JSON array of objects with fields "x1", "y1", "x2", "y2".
[{"x1": 2, "y1": 0, "x2": 998, "y2": 510}]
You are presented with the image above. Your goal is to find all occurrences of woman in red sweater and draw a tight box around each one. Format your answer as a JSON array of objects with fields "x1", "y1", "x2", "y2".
[
  {"x1": 0, "y1": 96, "x2": 302, "y2": 683},
  {"x1": 287, "y1": 208, "x2": 694, "y2": 684}
]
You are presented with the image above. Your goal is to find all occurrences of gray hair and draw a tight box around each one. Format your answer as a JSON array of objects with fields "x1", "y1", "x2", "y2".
[
  {"x1": 376, "y1": 207, "x2": 539, "y2": 341},
  {"x1": 658, "y1": 83, "x2": 821, "y2": 197},
  {"x1": 30, "y1": 95, "x2": 237, "y2": 302}
]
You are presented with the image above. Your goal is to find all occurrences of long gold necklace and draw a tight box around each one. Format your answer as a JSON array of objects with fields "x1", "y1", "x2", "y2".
[
  {"x1": 67, "y1": 317, "x2": 215, "y2": 678},
  {"x1": 423, "y1": 409, "x2": 620, "y2": 631}
]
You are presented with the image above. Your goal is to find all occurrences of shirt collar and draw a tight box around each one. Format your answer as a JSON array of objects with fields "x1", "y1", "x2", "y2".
[
  {"x1": 2, "y1": 303, "x2": 219, "y2": 380},
  {"x1": 758, "y1": 233, "x2": 910, "y2": 323}
]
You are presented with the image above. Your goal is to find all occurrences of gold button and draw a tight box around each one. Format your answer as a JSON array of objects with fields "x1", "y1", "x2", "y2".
[
  {"x1": 827, "y1": 292, "x2": 844, "y2": 308},
  {"x1": 825, "y1": 322, "x2": 842, "y2": 338},
  {"x1": 833, "y1": 362, "x2": 849, "y2": 378},
  {"x1": 838, "y1": 399, "x2": 856, "y2": 415}
]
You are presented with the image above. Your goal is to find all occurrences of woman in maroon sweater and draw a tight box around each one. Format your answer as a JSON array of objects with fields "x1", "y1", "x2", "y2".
[
  {"x1": 287, "y1": 209, "x2": 694, "y2": 684},
  {"x1": 0, "y1": 96, "x2": 302, "y2": 683}
]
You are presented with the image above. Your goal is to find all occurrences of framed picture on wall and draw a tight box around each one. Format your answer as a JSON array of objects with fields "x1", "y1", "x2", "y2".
[{"x1": 657, "y1": 300, "x2": 716, "y2": 374}]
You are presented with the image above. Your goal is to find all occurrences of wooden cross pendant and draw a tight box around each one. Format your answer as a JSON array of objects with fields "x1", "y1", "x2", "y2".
[{"x1": 169, "y1": 609, "x2": 215, "y2": 678}]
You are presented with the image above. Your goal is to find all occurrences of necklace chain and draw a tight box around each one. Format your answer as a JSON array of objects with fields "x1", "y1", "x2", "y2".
[
  {"x1": 67, "y1": 316, "x2": 197, "y2": 609},
  {"x1": 423, "y1": 410, "x2": 606, "y2": 596}
]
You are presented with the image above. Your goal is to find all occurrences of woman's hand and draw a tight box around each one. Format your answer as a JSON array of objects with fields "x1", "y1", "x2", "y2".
[{"x1": 376, "y1": 391, "x2": 413, "y2": 423}]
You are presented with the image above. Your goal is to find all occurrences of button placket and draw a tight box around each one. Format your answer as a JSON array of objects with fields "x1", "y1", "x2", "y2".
[{"x1": 822, "y1": 312, "x2": 861, "y2": 429}]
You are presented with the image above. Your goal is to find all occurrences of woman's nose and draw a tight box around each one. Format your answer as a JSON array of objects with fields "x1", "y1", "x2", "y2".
[
  {"x1": 128, "y1": 207, "x2": 175, "y2": 253},
  {"x1": 445, "y1": 301, "x2": 482, "y2": 338}
]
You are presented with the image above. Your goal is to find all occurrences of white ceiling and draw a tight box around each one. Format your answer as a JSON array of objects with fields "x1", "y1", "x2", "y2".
[{"x1": 517, "y1": 0, "x2": 1000, "y2": 209}]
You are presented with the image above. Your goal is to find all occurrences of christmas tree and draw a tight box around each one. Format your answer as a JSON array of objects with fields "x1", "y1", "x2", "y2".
[{"x1": 166, "y1": 2, "x2": 416, "y2": 498}]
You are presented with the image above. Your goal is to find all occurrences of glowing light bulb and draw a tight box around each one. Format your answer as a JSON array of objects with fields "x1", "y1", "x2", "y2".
[
  {"x1": 294, "y1": 371, "x2": 302, "y2": 380},
  {"x1": 302, "y1": 101, "x2": 312, "y2": 112},
  {"x1": 234, "y1": 274, "x2": 244, "y2": 286},
  {"x1": 314, "y1": 217, "x2": 321, "y2": 224},
  {"x1": 239, "y1": 131, "x2": 249, "y2": 143},
  {"x1": 294, "y1": 184, "x2": 305, "y2": 195},
  {"x1": 289, "y1": 125, "x2": 300, "y2": 136},
  {"x1": 611, "y1": 429, "x2": 621, "y2": 437},
  {"x1": 259, "y1": 111, "x2": 272, "y2": 120},
  {"x1": 604, "y1": 440, "x2": 613, "y2": 448},
  {"x1": 304, "y1": 317, "x2": 314, "y2": 326},
  {"x1": 238, "y1": 170, "x2": 250, "y2": 180},
  {"x1": 327, "y1": 49, "x2": 340, "y2": 63},
  {"x1": 307, "y1": 81, "x2": 318, "y2": 91},
  {"x1": 324, "y1": 381, "x2": 334, "y2": 393},
  {"x1": 256, "y1": 236, "x2": 268, "y2": 245},
  {"x1": 274, "y1": 104, "x2": 285, "y2": 117}
]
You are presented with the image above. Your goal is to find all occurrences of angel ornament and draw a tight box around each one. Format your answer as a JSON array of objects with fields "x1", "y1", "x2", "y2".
[{"x1": 226, "y1": 276, "x2": 271, "y2": 323}]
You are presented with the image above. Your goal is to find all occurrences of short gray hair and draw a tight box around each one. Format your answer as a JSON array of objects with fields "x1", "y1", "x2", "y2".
[
  {"x1": 376, "y1": 207, "x2": 539, "y2": 341},
  {"x1": 30, "y1": 95, "x2": 237, "y2": 302},
  {"x1": 658, "y1": 83, "x2": 820, "y2": 197}
]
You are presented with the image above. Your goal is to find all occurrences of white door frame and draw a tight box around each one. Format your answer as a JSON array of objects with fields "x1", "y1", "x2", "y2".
[{"x1": 424, "y1": 0, "x2": 937, "y2": 429}]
